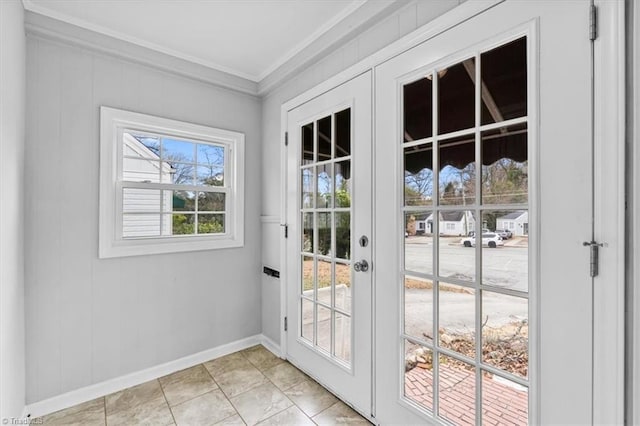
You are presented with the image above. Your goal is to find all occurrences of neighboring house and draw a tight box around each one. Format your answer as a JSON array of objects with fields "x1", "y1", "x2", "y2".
[
  {"x1": 122, "y1": 133, "x2": 174, "y2": 237},
  {"x1": 420, "y1": 211, "x2": 475, "y2": 236},
  {"x1": 497, "y1": 211, "x2": 528, "y2": 236}
]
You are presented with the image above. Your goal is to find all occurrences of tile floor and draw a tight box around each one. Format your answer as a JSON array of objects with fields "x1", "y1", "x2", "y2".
[{"x1": 36, "y1": 345, "x2": 370, "y2": 425}]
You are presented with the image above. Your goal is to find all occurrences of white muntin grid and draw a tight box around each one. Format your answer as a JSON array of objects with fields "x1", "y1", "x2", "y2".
[
  {"x1": 297, "y1": 103, "x2": 355, "y2": 371},
  {"x1": 398, "y1": 31, "x2": 532, "y2": 426}
]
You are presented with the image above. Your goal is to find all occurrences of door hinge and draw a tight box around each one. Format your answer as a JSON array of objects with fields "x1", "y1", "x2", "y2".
[
  {"x1": 583, "y1": 241, "x2": 603, "y2": 277},
  {"x1": 285, "y1": 132, "x2": 289, "y2": 146},
  {"x1": 284, "y1": 316, "x2": 288, "y2": 331},
  {"x1": 281, "y1": 224, "x2": 288, "y2": 238},
  {"x1": 589, "y1": 4, "x2": 598, "y2": 41}
]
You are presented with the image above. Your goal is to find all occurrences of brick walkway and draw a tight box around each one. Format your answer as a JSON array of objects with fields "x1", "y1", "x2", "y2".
[{"x1": 405, "y1": 364, "x2": 527, "y2": 425}]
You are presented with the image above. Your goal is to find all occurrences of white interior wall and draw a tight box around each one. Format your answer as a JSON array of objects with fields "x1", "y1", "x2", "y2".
[
  {"x1": 260, "y1": 0, "x2": 463, "y2": 345},
  {"x1": 0, "y1": 0, "x2": 27, "y2": 419},
  {"x1": 24, "y1": 34, "x2": 262, "y2": 404}
]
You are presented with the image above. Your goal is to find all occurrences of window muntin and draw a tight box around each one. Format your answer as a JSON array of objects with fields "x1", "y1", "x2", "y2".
[{"x1": 100, "y1": 107, "x2": 244, "y2": 258}]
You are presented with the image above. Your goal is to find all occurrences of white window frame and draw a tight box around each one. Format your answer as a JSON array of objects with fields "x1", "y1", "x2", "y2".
[{"x1": 99, "y1": 106, "x2": 244, "y2": 258}]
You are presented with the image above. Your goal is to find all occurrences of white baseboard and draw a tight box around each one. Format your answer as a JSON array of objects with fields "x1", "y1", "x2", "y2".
[
  {"x1": 260, "y1": 335, "x2": 282, "y2": 358},
  {"x1": 24, "y1": 334, "x2": 264, "y2": 419}
]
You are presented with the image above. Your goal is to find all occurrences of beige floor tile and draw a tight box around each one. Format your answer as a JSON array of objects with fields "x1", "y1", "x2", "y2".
[
  {"x1": 284, "y1": 379, "x2": 338, "y2": 417},
  {"x1": 204, "y1": 352, "x2": 247, "y2": 377},
  {"x1": 213, "y1": 414, "x2": 246, "y2": 425},
  {"x1": 230, "y1": 382, "x2": 293, "y2": 426},
  {"x1": 256, "y1": 406, "x2": 314, "y2": 425},
  {"x1": 159, "y1": 364, "x2": 218, "y2": 406},
  {"x1": 312, "y1": 401, "x2": 369, "y2": 425},
  {"x1": 170, "y1": 389, "x2": 236, "y2": 426},
  {"x1": 215, "y1": 364, "x2": 268, "y2": 398},
  {"x1": 105, "y1": 380, "x2": 163, "y2": 415},
  {"x1": 38, "y1": 397, "x2": 105, "y2": 426},
  {"x1": 106, "y1": 381, "x2": 174, "y2": 426},
  {"x1": 262, "y1": 362, "x2": 307, "y2": 391},
  {"x1": 242, "y1": 345, "x2": 284, "y2": 371}
]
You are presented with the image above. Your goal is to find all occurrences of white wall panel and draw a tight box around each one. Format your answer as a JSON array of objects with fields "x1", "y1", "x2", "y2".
[
  {"x1": 25, "y1": 36, "x2": 262, "y2": 404},
  {"x1": 0, "y1": 0, "x2": 27, "y2": 419}
]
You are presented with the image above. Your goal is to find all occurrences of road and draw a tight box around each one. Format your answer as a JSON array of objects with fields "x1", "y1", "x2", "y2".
[{"x1": 405, "y1": 236, "x2": 528, "y2": 292}]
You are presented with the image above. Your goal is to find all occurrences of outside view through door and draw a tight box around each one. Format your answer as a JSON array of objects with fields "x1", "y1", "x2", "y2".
[{"x1": 402, "y1": 37, "x2": 529, "y2": 425}]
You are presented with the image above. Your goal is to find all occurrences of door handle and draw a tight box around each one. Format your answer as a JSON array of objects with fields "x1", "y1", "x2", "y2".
[{"x1": 353, "y1": 260, "x2": 369, "y2": 272}]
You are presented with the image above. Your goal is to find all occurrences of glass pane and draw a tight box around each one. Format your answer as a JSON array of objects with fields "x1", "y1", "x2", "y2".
[
  {"x1": 301, "y1": 256, "x2": 314, "y2": 297},
  {"x1": 317, "y1": 115, "x2": 332, "y2": 162},
  {"x1": 317, "y1": 212, "x2": 331, "y2": 256},
  {"x1": 334, "y1": 313, "x2": 351, "y2": 363},
  {"x1": 438, "y1": 59, "x2": 475, "y2": 134},
  {"x1": 483, "y1": 210, "x2": 528, "y2": 292},
  {"x1": 404, "y1": 340, "x2": 433, "y2": 412},
  {"x1": 162, "y1": 138, "x2": 194, "y2": 162},
  {"x1": 405, "y1": 143, "x2": 433, "y2": 206},
  {"x1": 481, "y1": 37, "x2": 527, "y2": 125},
  {"x1": 172, "y1": 213, "x2": 195, "y2": 235},
  {"x1": 482, "y1": 373, "x2": 528, "y2": 425},
  {"x1": 482, "y1": 291, "x2": 528, "y2": 378},
  {"x1": 122, "y1": 188, "x2": 160, "y2": 213},
  {"x1": 196, "y1": 165, "x2": 224, "y2": 186},
  {"x1": 317, "y1": 304, "x2": 332, "y2": 353},
  {"x1": 335, "y1": 161, "x2": 351, "y2": 208},
  {"x1": 317, "y1": 259, "x2": 332, "y2": 305},
  {"x1": 482, "y1": 124, "x2": 528, "y2": 204},
  {"x1": 316, "y1": 164, "x2": 332, "y2": 208},
  {"x1": 405, "y1": 212, "x2": 433, "y2": 275},
  {"x1": 335, "y1": 108, "x2": 351, "y2": 158},
  {"x1": 122, "y1": 214, "x2": 161, "y2": 238},
  {"x1": 404, "y1": 276, "x2": 433, "y2": 343},
  {"x1": 335, "y1": 262, "x2": 351, "y2": 313},
  {"x1": 302, "y1": 213, "x2": 314, "y2": 253},
  {"x1": 171, "y1": 190, "x2": 195, "y2": 212},
  {"x1": 439, "y1": 210, "x2": 475, "y2": 282},
  {"x1": 301, "y1": 298, "x2": 314, "y2": 342},
  {"x1": 302, "y1": 122, "x2": 314, "y2": 165},
  {"x1": 197, "y1": 214, "x2": 224, "y2": 234},
  {"x1": 161, "y1": 190, "x2": 172, "y2": 213},
  {"x1": 404, "y1": 77, "x2": 433, "y2": 142},
  {"x1": 439, "y1": 134, "x2": 476, "y2": 206},
  {"x1": 124, "y1": 133, "x2": 159, "y2": 158},
  {"x1": 196, "y1": 143, "x2": 224, "y2": 166},
  {"x1": 438, "y1": 282, "x2": 475, "y2": 356},
  {"x1": 167, "y1": 162, "x2": 195, "y2": 185},
  {"x1": 301, "y1": 167, "x2": 314, "y2": 209},
  {"x1": 438, "y1": 355, "x2": 476, "y2": 425},
  {"x1": 335, "y1": 212, "x2": 350, "y2": 260},
  {"x1": 123, "y1": 157, "x2": 160, "y2": 182},
  {"x1": 197, "y1": 192, "x2": 225, "y2": 212}
]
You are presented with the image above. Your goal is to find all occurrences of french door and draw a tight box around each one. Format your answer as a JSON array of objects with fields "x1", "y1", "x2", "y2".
[
  {"x1": 285, "y1": 72, "x2": 372, "y2": 414},
  {"x1": 375, "y1": 1, "x2": 593, "y2": 425}
]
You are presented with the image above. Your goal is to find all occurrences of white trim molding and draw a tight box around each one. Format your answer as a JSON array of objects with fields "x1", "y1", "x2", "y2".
[
  {"x1": 23, "y1": 334, "x2": 269, "y2": 419},
  {"x1": 593, "y1": 1, "x2": 626, "y2": 424}
]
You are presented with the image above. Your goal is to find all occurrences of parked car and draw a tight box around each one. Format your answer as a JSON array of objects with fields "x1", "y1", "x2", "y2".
[
  {"x1": 495, "y1": 229, "x2": 513, "y2": 239},
  {"x1": 461, "y1": 232, "x2": 504, "y2": 248},
  {"x1": 467, "y1": 228, "x2": 489, "y2": 237}
]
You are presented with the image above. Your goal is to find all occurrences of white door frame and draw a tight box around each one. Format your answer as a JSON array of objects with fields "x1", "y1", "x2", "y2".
[{"x1": 278, "y1": 1, "x2": 625, "y2": 422}]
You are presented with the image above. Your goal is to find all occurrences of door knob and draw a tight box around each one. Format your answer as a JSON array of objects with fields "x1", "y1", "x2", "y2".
[{"x1": 353, "y1": 260, "x2": 369, "y2": 272}]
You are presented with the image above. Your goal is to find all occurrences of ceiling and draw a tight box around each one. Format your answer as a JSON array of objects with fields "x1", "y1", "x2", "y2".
[{"x1": 22, "y1": 0, "x2": 370, "y2": 82}]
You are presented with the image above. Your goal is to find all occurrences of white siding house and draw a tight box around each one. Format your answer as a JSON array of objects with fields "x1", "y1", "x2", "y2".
[
  {"x1": 497, "y1": 211, "x2": 528, "y2": 236},
  {"x1": 422, "y1": 211, "x2": 475, "y2": 236},
  {"x1": 122, "y1": 133, "x2": 173, "y2": 237}
]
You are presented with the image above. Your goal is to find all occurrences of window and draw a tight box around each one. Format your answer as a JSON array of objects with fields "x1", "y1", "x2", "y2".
[{"x1": 99, "y1": 107, "x2": 244, "y2": 258}]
